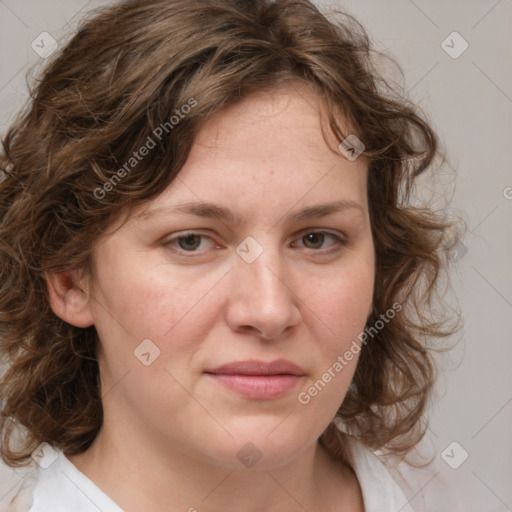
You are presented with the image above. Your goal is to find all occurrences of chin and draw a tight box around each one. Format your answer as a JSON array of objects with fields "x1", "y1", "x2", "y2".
[{"x1": 197, "y1": 421, "x2": 317, "y2": 471}]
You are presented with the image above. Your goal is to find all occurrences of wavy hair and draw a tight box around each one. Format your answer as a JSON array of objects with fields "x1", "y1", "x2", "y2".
[{"x1": 0, "y1": 0, "x2": 461, "y2": 466}]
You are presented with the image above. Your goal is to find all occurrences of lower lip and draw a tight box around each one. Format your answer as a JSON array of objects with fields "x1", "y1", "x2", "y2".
[{"x1": 207, "y1": 374, "x2": 303, "y2": 399}]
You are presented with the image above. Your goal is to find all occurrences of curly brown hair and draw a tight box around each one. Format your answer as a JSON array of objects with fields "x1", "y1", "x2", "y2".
[{"x1": 0, "y1": 0, "x2": 461, "y2": 467}]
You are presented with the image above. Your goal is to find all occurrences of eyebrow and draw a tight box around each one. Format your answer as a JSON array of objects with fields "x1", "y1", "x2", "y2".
[{"x1": 134, "y1": 199, "x2": 365, "y2": 225}]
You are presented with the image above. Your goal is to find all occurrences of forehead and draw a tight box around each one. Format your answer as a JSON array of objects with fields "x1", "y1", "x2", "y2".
[
  {"x1": 194, "y1": 84, "x2": 342, "y2": 161},
  {"x1": 130, "y1": 84, "x2": 369, "y2": 226}
]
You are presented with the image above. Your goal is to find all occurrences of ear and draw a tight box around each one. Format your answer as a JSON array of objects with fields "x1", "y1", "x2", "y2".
[{"x1": 45, "y1": 269, "x2": 94, "y2": 328}]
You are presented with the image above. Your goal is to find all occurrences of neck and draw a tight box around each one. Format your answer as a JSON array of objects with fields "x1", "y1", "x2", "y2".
[{"x1": 68, "y1": 421, "x2": 362, "y2": 512}]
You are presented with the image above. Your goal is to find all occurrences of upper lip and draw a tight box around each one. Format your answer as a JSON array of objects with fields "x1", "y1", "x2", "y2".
[{"x1": 206, "y1": 359, "x2": 305, "y2": 376}]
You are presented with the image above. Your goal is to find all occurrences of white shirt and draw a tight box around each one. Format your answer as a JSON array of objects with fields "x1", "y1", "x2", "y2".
[{"x1": 2, "y1": 438, "x2": 414, "y2": 512}]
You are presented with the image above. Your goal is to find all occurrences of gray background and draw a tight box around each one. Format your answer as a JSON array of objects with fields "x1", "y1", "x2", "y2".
[{"x1": 1, "y1": 1, "x2": 511, "y2": 511}]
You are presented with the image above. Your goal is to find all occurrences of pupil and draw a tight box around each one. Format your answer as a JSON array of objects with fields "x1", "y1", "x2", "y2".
[
  {"x1": 304, "y1": 233, "x2": 324, "y2": 249},
  {"x1": 179, "y1": 235, "x2": 201, "y2": 251}
]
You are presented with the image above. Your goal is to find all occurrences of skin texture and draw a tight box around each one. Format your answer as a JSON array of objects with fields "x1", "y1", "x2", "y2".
[{"x1": 47, "y1": 84, "x2": 374, "y2": 512}]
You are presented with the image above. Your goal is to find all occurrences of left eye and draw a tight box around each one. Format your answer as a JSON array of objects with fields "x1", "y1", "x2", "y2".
[{"x1": 292, "y1": 231, "x2": 344, "y2": 252}]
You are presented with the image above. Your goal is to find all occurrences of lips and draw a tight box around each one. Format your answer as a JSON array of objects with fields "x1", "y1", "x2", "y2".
[
  {"x1": 207, "y1": 359, "x2": 305, "y2": 377},
  {"x1": 205, "y1": 359, "x2": 305, "y2": 399}
]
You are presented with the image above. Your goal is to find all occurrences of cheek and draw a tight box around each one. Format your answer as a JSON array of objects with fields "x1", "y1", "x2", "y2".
[
  {"x1": 296, "y1": 272, "x2": 372, "y2": 419},
  {"x1": 89, "y1": 256, "x2": 221, "y2": 416},
  {"x1": 306, "y1": 265, "x2": 374, "y2": 344},
  {"x1": 298, "y1": 256, "x2": 373, "y2": 411},
  {"x1": 89, "y1": 251, "x2": 229, "y2": 384},
  {"x1": 91, "y1": 252, "x2": 214, "y2": 339}
]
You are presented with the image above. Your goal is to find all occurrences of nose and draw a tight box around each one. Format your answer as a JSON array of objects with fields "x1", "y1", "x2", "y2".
[{"x1": 224, "y1": 247, "x2": 302, "y2": 340}]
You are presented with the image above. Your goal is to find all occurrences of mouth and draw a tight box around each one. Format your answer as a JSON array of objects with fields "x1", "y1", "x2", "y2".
[{"x1": 205, "y1": 359, "x2": 306, "y2": 400}]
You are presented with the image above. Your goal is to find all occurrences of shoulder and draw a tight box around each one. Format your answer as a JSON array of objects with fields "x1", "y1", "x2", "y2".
[
  {"x1": 0, "y1": 461, "x2": 37, "y2": 512},
  {"x1": 345, "y1": 437, "x2": 415, "y2": 512},
  {"x1": 0, "y1": 447, "x2": 124, "y2": 512}
]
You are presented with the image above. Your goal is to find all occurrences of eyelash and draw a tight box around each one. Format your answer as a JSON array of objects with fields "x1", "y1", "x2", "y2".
[{"x1": 163, "y1": 229, "x2": 347, "y2": 257}]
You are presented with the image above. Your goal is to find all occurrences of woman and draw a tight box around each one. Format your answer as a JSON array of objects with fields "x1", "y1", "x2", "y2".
[{"x1": 0, "y1": 0, "x2": 460, "y2": 510}]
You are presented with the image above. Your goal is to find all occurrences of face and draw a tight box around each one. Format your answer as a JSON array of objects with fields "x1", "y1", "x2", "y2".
[{"x1": 83, "y1": 85, "x2": 375, "y2": 469}]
